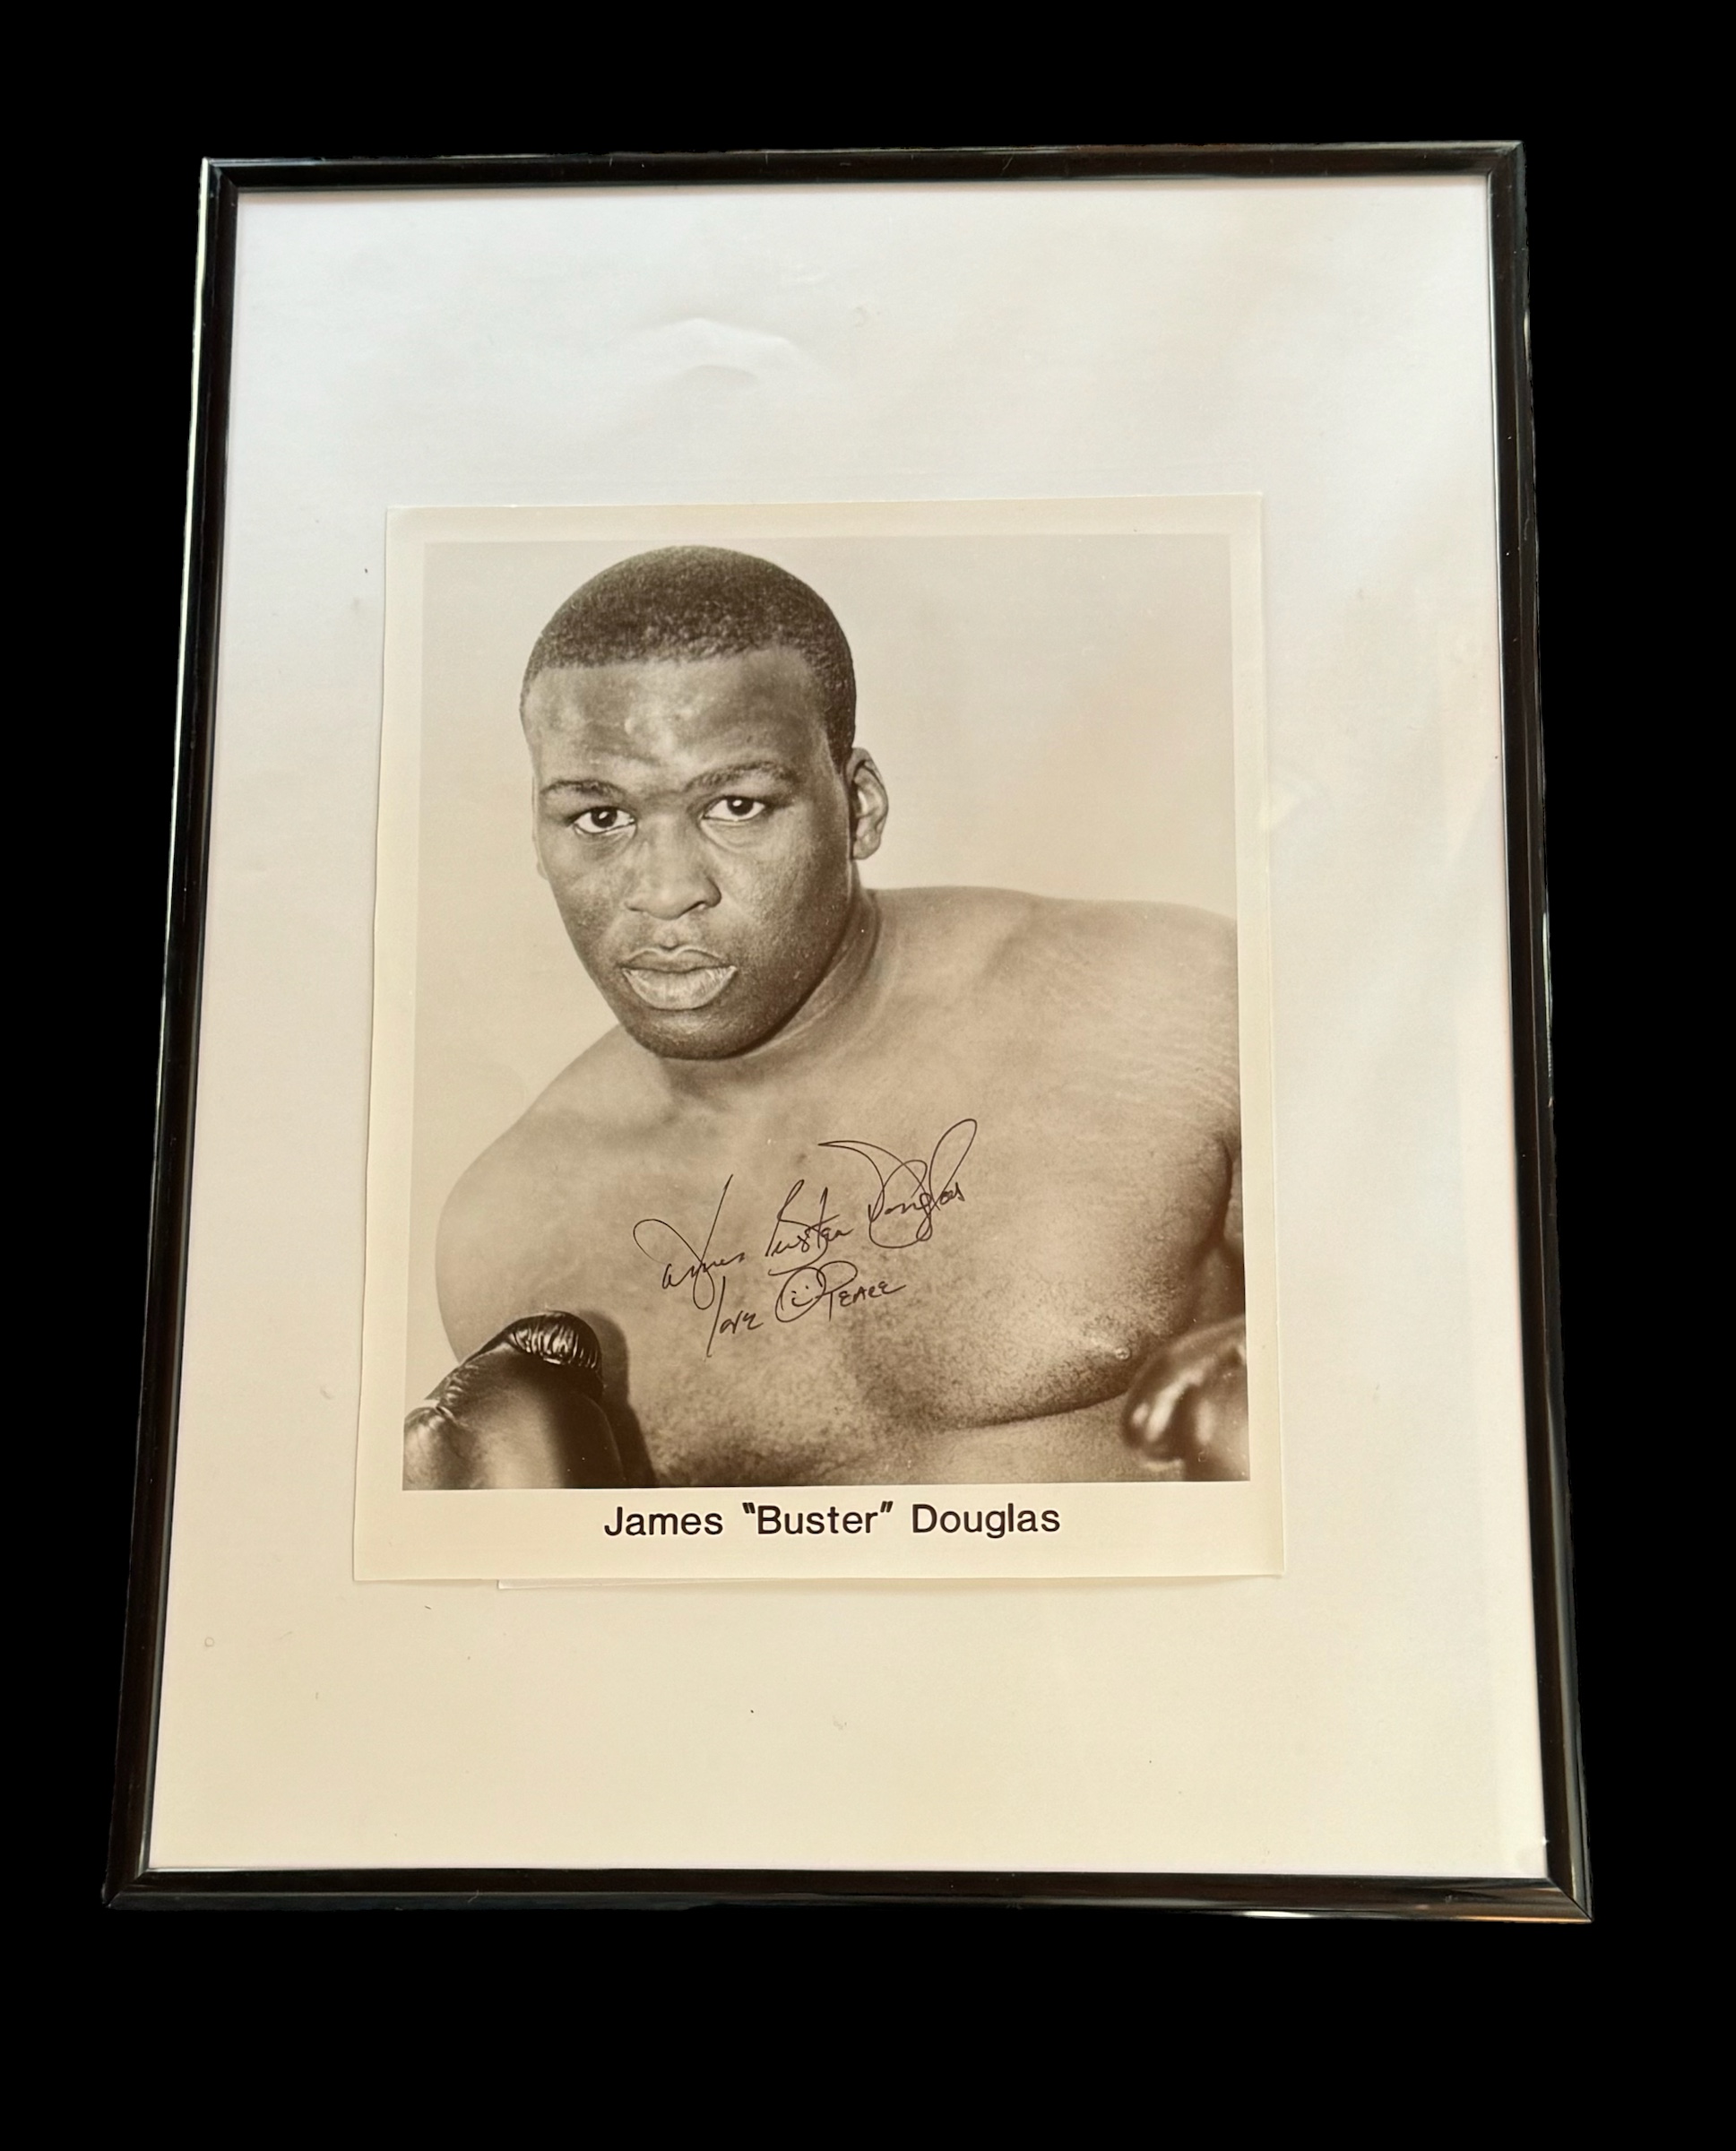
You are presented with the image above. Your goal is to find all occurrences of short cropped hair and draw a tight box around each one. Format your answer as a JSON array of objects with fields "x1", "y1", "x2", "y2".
[{"x1": 523, "y1": 546, "x2": 857, "y2": 766}]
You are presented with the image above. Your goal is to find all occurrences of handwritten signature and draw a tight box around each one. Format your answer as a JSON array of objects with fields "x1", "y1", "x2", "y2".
[
  {"x1": 631, "y1": 1119, "x2": 974, "y2": 1352},
  {"x1": 632, "y1": 1177, "x2": 745, "y2": 1311},
  {"x1": 820, "y1": 1119, "x2": 976, "y2": 1248},
  {"x1": 773, "y1": 1261, "x2": 903, "y2": 1323},
  {"x1": 763, "y1": 1180, "x2": 899, "y2": 1326},
  {"x1": 764, "y1": 1180, "x2": 852, "y2": 1265}
]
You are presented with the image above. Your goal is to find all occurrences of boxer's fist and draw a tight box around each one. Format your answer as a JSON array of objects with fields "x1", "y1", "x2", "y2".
[
  {"x1": 1122, "y1": 1315, "x2": 1249, "y2": 1481},
  {"x1": 403, "y1": 1312, "x2": 640, "y2": 1490}
]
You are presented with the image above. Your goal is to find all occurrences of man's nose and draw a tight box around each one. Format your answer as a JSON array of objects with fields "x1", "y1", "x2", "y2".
[{"x1": 623, "y1": 820, "x2": 720, "y2": 920}]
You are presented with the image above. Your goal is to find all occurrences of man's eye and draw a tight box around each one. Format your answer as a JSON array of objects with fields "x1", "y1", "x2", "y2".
[
  {"x1": 704, "y1": 797, "x2": 769, "y2": 824},
  {"x1": 573, "y1": 807, "x2": 633, "y2": 835}
]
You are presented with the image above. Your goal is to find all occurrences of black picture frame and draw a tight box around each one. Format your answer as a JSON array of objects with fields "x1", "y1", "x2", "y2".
[{"x1": 107, "y1": 143, "x2": 1585, "y2": 1917}]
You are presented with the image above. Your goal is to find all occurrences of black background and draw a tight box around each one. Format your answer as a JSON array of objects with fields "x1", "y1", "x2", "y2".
[{"x1": 51, "y1": 122, "x2": 1620, "y2": 1978}]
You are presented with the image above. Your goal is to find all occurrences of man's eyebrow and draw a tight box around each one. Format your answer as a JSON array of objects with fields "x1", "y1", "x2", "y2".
[
  {"x1": 680, "y1": 762, "x2": 800, "y2": 792},
  {"x1": 540, "y1": 775, "x2": 626, "y2": 798},
  {"x1": 539, "y1": 762, "x2": 801, "y2": 800}
]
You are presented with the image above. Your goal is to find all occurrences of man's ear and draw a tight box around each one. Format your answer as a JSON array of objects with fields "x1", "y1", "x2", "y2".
[{"x1": 845, "y1": 749, "x2": 889, "y2": 860}]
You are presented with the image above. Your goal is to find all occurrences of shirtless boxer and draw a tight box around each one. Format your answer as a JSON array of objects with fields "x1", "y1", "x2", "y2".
[{"x1": 406, "y1": 547, "x2": 1248, "y2": 1490}]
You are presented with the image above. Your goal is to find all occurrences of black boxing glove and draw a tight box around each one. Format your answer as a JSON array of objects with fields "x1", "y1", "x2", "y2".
[{"x1": 403, "y1": 1312, "x2": 645, "y2": 1490}]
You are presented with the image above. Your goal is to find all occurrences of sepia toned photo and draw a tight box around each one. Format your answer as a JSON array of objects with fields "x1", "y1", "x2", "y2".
[{"x1": 357, "y1": 500, "x2": 1280, "y2": 1578}]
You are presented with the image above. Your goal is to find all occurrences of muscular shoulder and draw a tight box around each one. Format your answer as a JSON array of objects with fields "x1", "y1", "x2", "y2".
[
  {"x1": 885, "y1": 886, "x2": 1234, "y2": 1020},
  {"x1": 1014, "y1": 892, "x2": 1233, "y2": 985},
  {"x1": 889, "y1": 887, "x2": 1239, "y2": 1130},
  {"x1": 436, "y1": 1028, "x2": 646, "y2": 1356},
  {"x1": 1046, "y1": 903, "x2": 1238, "y2": 1169}
]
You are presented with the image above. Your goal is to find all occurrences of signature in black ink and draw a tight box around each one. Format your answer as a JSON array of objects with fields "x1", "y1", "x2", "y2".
[
  {"x1": 633, "y1": 1178, "x2": 747, "y2": 1313},
  {"x1": 820, "y1": 1119, "x2": 977, "y2": 1248},
  {"x1": 765, "y1": 1180, "x2": 852, "y2": 1265},
  {"x1": 773, "y1": 1259, "x2": 904, "y2": 1324},
  {"x1": 705, "y1": 1273, "x2": 764, "y2": 1356},
  {"x1": 764, "y1": 1179, "x2": 894, "y2": 1325}
]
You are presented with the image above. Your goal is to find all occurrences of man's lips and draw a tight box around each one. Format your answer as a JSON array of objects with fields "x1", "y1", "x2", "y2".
[{"x1": 618, "y1": 950, "x2": 738, "y2": 1012}]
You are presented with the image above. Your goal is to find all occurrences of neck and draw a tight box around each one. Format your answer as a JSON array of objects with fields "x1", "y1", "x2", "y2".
[{"x1": 647, "y1": 884, "x2": 885, "y2": 1104}]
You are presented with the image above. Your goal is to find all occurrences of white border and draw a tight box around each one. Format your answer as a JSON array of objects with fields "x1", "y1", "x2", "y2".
[{"x1": 148, "y1": 177, "x2": 1544, "y2": 1877}]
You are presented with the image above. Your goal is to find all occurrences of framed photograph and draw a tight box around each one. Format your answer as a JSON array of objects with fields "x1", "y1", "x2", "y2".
[{"x1": 109, "y1": 145, "x2": 1585, "y2": 1913}]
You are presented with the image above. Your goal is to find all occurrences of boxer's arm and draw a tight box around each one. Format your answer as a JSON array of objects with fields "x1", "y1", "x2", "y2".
[
  {"x1": 417, "y1": 1136, "x2": 648, "y2": 1490},
  {"x1": 435, "y1": 1146, "x2": 539, "y2": 1366}
]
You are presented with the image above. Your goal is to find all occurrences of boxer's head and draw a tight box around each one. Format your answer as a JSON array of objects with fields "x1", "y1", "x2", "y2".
[{"x1": 521, "y1": 548, "x2": 888, "y2": 1059}]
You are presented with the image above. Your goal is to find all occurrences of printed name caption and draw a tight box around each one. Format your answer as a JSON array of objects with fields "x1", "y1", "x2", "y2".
[{"x1": 597, "y1": 1499, "x2": 1062, "y2": 1540}]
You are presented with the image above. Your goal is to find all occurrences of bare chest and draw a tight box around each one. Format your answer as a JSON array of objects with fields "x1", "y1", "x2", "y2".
[{"x1": 515, "y1": 1067, "x2": 1231, "y2": 1485}]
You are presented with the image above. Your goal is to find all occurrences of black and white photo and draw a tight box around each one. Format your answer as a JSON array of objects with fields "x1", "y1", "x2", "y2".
[{"x1": 357, "y1": 500, "x2": 1281, "y2": 1577}]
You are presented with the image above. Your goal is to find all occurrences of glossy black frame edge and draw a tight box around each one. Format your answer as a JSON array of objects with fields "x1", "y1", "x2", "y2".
[{"x1": 107, "y1": 143, "x2": 1585, "y2": 1920}]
